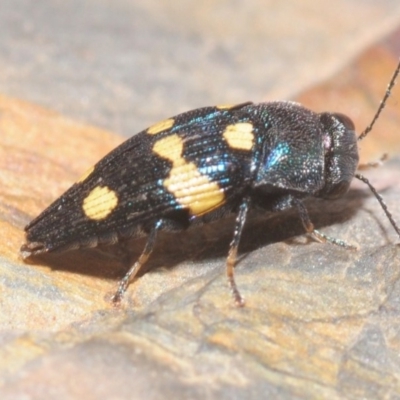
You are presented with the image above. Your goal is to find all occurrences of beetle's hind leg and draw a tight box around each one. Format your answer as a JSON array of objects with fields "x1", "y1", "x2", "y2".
[
  {"x1": 293, "y1": 198, "x2": 357, "y2": 250},
  {"x1": 112, "y1": 220, "x2": 162, "y2": 304},
  {"x1": 112, "y1": 213, "x2": 192, "y2": 303}
]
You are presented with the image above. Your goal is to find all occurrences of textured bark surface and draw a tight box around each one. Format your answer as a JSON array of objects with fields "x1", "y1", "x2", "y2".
[{"x1": 1, "y1": 3, "x2": 400, "y2": 400}]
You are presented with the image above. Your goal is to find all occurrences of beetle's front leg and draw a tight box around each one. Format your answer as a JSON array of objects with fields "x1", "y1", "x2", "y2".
[{"x1": 291, "y1": 197, "x2": 356, "y2": 250}]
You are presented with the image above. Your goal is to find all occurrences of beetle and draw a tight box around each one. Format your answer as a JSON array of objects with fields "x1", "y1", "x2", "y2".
[{"x1": 21, "y1": 61, "x2": 400, "y2": 306}]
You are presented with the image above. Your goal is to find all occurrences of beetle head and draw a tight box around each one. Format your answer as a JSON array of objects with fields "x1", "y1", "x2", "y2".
[{"x1": 317, "y1": 112, "x2": 359, "y2": 199}]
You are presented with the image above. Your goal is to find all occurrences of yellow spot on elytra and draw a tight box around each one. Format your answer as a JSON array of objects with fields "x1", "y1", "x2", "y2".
[
  {"x1": 216, "y1": 104, "x2": 236, "y2": 110},
  {"x1": 147, "y1": 118, "x2": 175, "y2": 135},
  {"x1": 82, "y1": 186, "x2": 118, "y2": 220},
  {"x1": 77, "y1": 165, "x2": 95, "y2": 183},
  {"x1": 223, "y1": 122, "x2": 254, "y2": 151},
  {"x1": 216, "y1": 102, "x2": 252, "y2": 110},
  {"x1": 153, "y1": 134, "x2": 182, "y2": 164},
  {"x1": 153, "y1": 135, "x2": 225, "y2": 216}
]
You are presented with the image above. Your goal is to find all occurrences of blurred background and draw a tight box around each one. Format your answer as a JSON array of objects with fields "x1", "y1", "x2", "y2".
[{"x1": 2, "y1": 0, "x2": 400, "y2": 136}]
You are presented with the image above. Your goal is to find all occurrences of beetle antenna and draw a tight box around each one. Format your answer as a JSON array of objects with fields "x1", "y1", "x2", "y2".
[
  {"x1": 357, "y1": 153, "x2": 388, "y2": 170},
  {"x1": 355, "y1": 173, "x2": 400, "y2": 239},
  {"x1": 358, "y1": 60, "x2": 400, "y2": 141}
]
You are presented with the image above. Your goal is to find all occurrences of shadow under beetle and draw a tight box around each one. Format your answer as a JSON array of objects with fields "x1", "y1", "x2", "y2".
[{"x1": 21, "y1": 61, "x2": 400, "y2": 306}]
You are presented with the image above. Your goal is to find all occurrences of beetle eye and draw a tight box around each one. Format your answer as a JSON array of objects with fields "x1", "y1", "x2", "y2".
[{"x1": 332, "y1": 113, "x2": 355, "y2": 131}]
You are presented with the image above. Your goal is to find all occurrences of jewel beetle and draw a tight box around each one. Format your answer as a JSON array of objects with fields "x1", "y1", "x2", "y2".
[{"x1": 21, "y1": 61, "x2": 400, "y2": 306}]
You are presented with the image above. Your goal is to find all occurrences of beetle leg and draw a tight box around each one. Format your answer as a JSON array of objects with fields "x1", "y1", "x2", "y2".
[
  {"x1": 226, "y1": 198, "x2": 250, "y2": 307},
  {"x1": 293, "y1": 198, "x2": 356, "y2": 250},
  {"x1": 112, "y1": 220, "x2": 162, "y2": 304}
]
